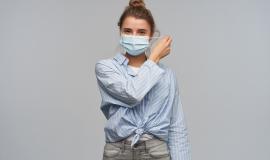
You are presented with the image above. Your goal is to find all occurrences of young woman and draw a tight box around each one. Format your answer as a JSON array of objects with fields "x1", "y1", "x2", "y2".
[{"x1": 95, "y1": 0, "x2": 191, "y2": 159}]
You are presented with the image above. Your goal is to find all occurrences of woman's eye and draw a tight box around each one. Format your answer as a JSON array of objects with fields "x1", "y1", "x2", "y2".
[
  {"x1": 123, "y1": 30, "x2": 132, "y2": 34},
  {"x1": 138, "y1": 32, "x2": 146, "y2": 35}
]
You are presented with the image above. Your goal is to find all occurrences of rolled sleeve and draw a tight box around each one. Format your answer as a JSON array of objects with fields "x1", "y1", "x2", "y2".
[{"x1": 95, "y1": 59, "x2": 165, "y2": 108}]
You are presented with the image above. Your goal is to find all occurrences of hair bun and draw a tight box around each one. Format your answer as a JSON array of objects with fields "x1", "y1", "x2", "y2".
[{"x1": 129, "y1": 0, "x2": 145, "y2": 8}]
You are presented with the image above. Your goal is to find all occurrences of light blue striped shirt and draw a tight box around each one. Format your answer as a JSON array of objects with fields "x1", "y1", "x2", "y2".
[{"x1": 94, "y1": 52, "x2": 191, "y2": 160}]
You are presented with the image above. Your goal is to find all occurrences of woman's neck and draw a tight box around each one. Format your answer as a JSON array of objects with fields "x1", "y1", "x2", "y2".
[{"x1": 124, "y1": 53, "x2": 148, "y2": 67}]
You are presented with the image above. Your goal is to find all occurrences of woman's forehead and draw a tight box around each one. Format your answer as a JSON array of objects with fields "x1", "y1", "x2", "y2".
[{"x1": 122, "y1": 16, "x2": 150, "y2": 30}]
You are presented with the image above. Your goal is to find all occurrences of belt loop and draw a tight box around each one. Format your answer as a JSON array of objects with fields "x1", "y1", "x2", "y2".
[
  {"x1": 121, "y1": 140, "x2": 125, "y2": 153},
  {"x1": 123, "y1": 141, "x2": 125, "y2": 153},
  {"x1": 144, "y1": 141, "x2": 147, "y2": 153}
]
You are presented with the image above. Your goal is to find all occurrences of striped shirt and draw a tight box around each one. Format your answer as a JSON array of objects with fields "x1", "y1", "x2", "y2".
[
  {"x1": 126, "y1": 65, "x2": 154, "y2": 141},
  {"x1": 128, "y1": 65, "x2": 140, "y2": 74},
  {"x1": 94, "y1": 52, "x2": 191, "y2": 160}
]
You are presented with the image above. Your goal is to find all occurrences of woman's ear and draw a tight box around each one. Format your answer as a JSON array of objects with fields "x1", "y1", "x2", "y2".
[
  {"x1": 148, "y1": 32, "x2": 153, "y2": 41},
  {"x1": 149, "y1": 34, "x2": 154, "y2": 41}
]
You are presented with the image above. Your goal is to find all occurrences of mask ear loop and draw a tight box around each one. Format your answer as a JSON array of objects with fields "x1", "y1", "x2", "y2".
[{"x1": 146, "y1": 29, "x2": 162, "y2": 57}]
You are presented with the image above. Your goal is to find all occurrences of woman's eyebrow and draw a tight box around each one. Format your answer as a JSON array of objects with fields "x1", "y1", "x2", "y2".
[
  {"x1": 137, "y1": 29, "x2": 147, "y2": 32},
  {"x1": 123, "y1": 28, "x2": 133, "y2": 31}
]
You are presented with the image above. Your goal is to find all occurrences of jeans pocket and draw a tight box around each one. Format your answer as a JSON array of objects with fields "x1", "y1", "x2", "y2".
[
  {"x1": 148, "y1": 141, "x2": 170, "y2": 158},
  {"x1": 103, "y1": 143, "x2": 121, "y2": 158}
]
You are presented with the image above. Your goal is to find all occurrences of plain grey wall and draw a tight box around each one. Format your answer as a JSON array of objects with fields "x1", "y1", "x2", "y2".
[{"x1": 1, "y1": 0, "x2": 269, "y2": 160}]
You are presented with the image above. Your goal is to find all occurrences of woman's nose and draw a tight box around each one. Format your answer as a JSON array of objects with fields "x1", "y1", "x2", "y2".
[{"x1": 132, "y1": 32, "x2": 141, "y2": 36}]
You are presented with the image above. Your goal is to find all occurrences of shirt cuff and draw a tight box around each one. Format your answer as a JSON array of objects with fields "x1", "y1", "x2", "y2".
[{"x1": 143, "y1": 59, "x2": 165, "y2": 74}]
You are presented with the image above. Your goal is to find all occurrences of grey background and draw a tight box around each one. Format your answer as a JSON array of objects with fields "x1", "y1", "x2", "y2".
[{"x1": 1, "y1": 0, "x2": 269, "y2": 160}]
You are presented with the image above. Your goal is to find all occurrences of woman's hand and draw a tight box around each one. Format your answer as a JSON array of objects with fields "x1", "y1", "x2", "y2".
[{"x1": 149, "y1": 36, "x2": 172, "y2": 63}]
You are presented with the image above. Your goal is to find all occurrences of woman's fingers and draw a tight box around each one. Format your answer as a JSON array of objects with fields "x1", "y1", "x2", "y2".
[
  {"x1": 168, "y1": 37, "x2": 172, "y2": 46},
  {"x1": 161, "y1": 36, "x2": 172, "y2": 47},
  {"x1": 163, "y1": 36, "x2": 171, "y2": 43},
  {"x1": 149, "y1": 35, "x2": 172, "y2": 61},
  {"x1": 166, "y1": 36, "x2": 172, "y2": 46},
  {"x1": 160, "y1": 36, "x2": 172, "y2": 47}
]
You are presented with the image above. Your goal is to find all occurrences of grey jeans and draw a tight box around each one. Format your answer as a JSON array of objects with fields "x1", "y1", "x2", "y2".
[{"x1": 102, "y1": 138, "x2": 171, "y2": 160}]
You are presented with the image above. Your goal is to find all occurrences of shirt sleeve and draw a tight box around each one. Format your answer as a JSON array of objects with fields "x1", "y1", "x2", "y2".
[
  {"x1": 168, "y1": 71, "x2": 192, "y2": 160},
  {"x1": 95, "y1": 59, "x2": 165, "y2": 108}
]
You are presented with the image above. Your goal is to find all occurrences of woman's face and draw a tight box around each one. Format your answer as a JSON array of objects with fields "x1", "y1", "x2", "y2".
[{"x1": 120, "y1": 16, "x2": 152, "y2": 37}]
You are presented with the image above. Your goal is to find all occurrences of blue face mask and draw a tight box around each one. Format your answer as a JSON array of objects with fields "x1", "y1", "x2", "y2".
[{"x1": 119, "y1": 34, "x2": 150, "y2": 56}]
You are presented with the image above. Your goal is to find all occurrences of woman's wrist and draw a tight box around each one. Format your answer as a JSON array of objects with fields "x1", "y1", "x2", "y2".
[{"x1": 149, "y1": 55, "x2": 160, "y2": 63}]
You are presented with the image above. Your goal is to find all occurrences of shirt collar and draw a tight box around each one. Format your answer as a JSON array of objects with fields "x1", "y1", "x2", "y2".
[
  {"x1": 113, "y1": 52, "x2": 150, "y2": 76},
  {"x1": 113, "y1": 52, "x2": 129, "y2": 66},
  {"x1": 113, "y1": 52, "x2": 138, "y2": 76}
]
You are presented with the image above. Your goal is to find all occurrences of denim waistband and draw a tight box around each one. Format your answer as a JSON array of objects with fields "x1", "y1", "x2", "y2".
[{"x1": 106, "y1": 137, "x2": 166, "y2": 149}]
